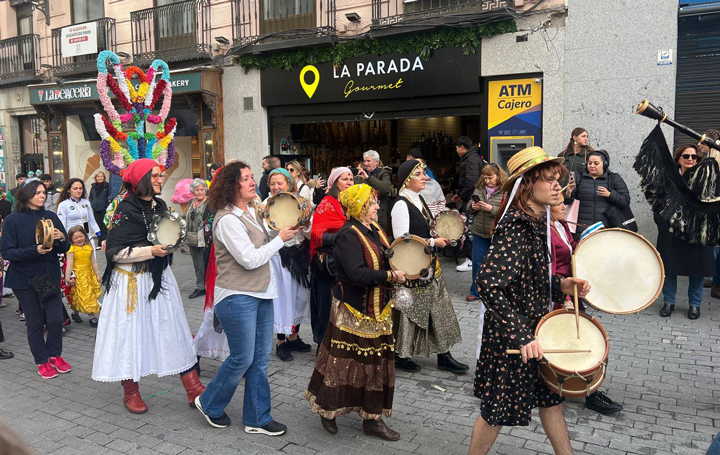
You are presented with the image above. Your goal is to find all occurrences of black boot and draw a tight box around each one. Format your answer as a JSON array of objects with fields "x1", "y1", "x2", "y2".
[
  {"x1": 585, "y1": 391, "x2": 623, "y2": 415},
  {"x1": 688, "y1": 306, "x2": 700, "y2": 320},
  {"x1": 437, "y1": 352, "x2": 469, "y2": 374},
  {"x1": 659, "y1": 304, "x2": 674, "y2": 317},
  {"x1": 395, "y1": 357, "x2": 421, "y2": 372}
]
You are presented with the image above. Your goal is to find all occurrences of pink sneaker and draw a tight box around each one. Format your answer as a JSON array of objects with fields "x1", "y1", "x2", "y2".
[
  {"x1": 49, "y1": 356, "x2": 72, "y2": 374},
  {"x1": 38, "y1": 362, "x2": 58, "y2": 379}
]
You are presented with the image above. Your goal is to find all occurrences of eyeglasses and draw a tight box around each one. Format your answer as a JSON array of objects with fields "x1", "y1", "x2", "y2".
[
  {"x1": 681, "y1": 154, "x2": 698, "y2": 161},
  {"x1": 151, "y1": 173, "x2": 165, "y2": 179}
]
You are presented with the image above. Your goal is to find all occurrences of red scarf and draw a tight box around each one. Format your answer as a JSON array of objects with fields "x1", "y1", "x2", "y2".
[
  {"x1": 203, "y1": 242, "x2": 217, "y2": 311},
  {"x1": 310, "y1": 195, "x2": 346, "y2": 257}
]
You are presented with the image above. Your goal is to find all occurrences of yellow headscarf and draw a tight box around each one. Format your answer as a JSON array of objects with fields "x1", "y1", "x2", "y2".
[{"x1": 339, "y1": 184, "x2": 377, "y2": 220}]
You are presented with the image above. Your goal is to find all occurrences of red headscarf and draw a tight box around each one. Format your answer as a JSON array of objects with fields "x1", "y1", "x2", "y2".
[
  {"x1": 122, "y1": 158, "x2": 160, "y2": 192},
  {"x1": 310, "y1": 194, "x2": 346, "y2": 256}
]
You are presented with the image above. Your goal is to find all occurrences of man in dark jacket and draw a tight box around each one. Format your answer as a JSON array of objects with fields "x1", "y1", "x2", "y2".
[
  {"x1": 452, "y1": 137, "x2": 486, "y2": 271},
  {"x1": 258, "y1": 155, "x2": 279, "y2": 200},
  {"x1": 354, "y1": 150, "x2": 392, "y2": 231}
]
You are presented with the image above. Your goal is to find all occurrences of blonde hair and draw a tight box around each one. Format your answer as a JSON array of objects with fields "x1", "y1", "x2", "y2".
[
  {"x1": 476, "y1": 164, "x2": 508, "y2": 189},
  {"x1": 268, "y1": 171, "x2": 297, "y2": 193}
]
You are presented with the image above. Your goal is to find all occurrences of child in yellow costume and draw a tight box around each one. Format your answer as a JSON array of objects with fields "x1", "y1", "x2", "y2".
[{"x1": 65, "y1": 226, "x2": 102, "y2": 327}]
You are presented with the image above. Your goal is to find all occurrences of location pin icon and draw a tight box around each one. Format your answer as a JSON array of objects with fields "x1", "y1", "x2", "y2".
[{"x1": 300, "y1": 65, "x2": 320, "y2": 99}]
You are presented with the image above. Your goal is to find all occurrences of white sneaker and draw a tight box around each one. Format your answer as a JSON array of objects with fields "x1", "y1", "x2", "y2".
[{"x1": 456, "y1": 258, "x2": 473, "y2": 272}]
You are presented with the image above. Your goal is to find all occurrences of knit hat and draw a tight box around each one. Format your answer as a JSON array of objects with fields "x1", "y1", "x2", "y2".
[
  {"x1": 397, "y1": 159, "x2": 423, "y2": 189},
  {"x1": 122, "y1": 158, "x2": 159, "y2": 192},
  {"x1": 339, "y1": 184, "x2": 377, "y2": 220}
]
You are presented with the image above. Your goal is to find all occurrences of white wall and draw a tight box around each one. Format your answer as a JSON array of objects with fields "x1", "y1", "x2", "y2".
[{"x1": 482, "y1": 0, "x2": 678, "y2": 239}]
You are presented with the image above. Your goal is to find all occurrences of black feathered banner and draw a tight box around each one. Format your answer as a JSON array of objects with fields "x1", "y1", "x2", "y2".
[{"x1": 634, "y1": 125, "x2": 720, "y2": 246}]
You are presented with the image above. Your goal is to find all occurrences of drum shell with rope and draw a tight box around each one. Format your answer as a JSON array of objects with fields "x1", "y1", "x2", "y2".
[
  {"x1": 536, "y1": 309, "x2": 609, "y2": 397},
  {"x1": 387, "y1": 234, "x2": 433, "y2": 280},
  {"x1": 263, "y1": 192, "x2": 312, "y2": 231},
  {"x1": 36, "y1": 219, "x2": 54, "y2": 249},
  {"x1": 573, "y1": 228, "x2": 664, "y2": 314}
]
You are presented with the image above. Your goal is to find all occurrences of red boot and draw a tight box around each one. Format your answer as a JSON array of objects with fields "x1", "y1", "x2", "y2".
[
  {"x1": 121, "y1": 380, "x2": 148, "y2": 414},
  {"x1": 180, "y1": 369, "x2": 205, "y2": 408}
]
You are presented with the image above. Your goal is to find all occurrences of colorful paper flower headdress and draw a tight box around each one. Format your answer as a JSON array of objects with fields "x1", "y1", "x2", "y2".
[{"x1": 94, "y1": 50, "x2": 176, "y2": 176}]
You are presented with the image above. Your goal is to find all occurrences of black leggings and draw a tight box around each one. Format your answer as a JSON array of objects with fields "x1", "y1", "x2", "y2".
[{"x1": 15, "y1": 289, "x2": 63, "y2": 365}]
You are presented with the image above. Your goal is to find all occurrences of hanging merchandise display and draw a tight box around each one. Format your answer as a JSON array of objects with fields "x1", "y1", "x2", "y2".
[{"x1": 94, "y1": 50, "x2": 177, "y2": 175}]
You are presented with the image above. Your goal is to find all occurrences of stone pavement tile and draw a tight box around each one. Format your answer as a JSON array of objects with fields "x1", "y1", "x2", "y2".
[{"x1": 154, "y1": 441, "x2": 189, "y2": 455}]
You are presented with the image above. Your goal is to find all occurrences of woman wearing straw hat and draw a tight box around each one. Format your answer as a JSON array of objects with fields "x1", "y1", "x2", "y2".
[
  {"x1": 469, "y1": 147, "x2": 590, "y2": 455},
  {"x1": 390, "y1": 159, "x2": 467, "y2": 374}
]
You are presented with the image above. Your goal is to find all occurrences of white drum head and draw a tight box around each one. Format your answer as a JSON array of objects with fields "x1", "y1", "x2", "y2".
[
  {"x1": 266, "y1": 194, "x2": 303, "y2": 231},
  {"x1": 389, "y1": 238, "x2": 432, "y2": 278},
  {"x1": 537, "y1": 313, "x2": 606, "y2": 372},
  {"x1": 574, "y1": 229, "x2": 664, "y2": 314},
  {"x1": 434, "y1": 212, "x2": 464, "y2": 241},
  {"x1": 156, "y1": 217, "x2": 181, "y2": 246}
]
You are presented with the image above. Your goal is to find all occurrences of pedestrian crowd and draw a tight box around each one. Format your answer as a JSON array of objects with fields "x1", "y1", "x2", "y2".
[{"x1": 0, "y1": 128, "x2": 717, "y2": 454}]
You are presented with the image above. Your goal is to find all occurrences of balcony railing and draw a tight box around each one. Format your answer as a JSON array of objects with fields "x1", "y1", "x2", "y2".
[
  {"x1": 131, "y1": 0, "x2": 212, "y2": 65},
  {"x1": 51, "y1": 18, "x2": 116, "y2": 76},
  {"x1": 372, "y1": 0, "x2": 512, "y2": 28},
  {"x1": 0, "y1": 34, "x2": 41, "y2": 85},
  {"x1": 231, "y1": 0, "x2": 336, "y2": 47}
]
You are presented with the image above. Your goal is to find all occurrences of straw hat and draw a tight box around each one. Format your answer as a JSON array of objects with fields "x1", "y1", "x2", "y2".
[{"x1": 503, "y1": 146, "x2": 564, "y2": 191}]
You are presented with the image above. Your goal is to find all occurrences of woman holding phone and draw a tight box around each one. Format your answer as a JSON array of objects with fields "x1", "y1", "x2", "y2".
[{"x1": 466, "y1": 164, "x2": 507, "y2": 302}]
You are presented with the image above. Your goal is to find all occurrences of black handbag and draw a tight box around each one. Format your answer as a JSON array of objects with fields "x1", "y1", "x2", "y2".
[
  {"x1": 28, "y1": 270, "x2": 61, "y2": 303},
  {"x1": 603, "y1": 174, "x2": 638, "y2": 232}
]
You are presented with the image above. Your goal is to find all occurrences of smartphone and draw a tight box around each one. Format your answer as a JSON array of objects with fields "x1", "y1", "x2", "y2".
[
  {"x1": 471, "y1": 195, "x2": 481, "y2": 203},
  {"x1": 350, "y1": 168, "x2": 359, "y2": 176},
  {"x1": 569, "y1": 171, "x2": 575, "y2": 182}
]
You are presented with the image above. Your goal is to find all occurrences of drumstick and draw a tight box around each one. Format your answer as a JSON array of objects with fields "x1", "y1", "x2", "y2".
[
  {"x1": 571, "y1": 256, "x2": 580, "y2": 339},
  {"x1": 564, "y1": 220, "x2": 588, "y2": 227},
  {"x1": 506, "y1": 349, "x2": 591, "y2": 354}
]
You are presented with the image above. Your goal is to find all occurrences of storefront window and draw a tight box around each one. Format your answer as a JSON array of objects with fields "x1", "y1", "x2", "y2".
[
  {"x1": 203, "y1": 131, "x2": 215, "y2": 175},
  {"x1": 50, "y1": 135, "x2": 65, "y2": 188}
]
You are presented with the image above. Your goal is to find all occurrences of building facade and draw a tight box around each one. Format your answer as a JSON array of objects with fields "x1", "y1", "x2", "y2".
[{"x1": 0, "y1": 0, "x2": 679, "y2": 235}]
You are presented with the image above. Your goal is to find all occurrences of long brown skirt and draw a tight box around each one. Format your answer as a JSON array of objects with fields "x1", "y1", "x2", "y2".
[{"x1": 304, "y1": 298, "x2": 395, "y2": 420}]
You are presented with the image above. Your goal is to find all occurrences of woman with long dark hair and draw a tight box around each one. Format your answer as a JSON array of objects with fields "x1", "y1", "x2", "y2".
[
  {"x1": 559, "y1": 127, "x2": 593, "y2": 180},
  {"x1": 57, "y1": 178, "x2": 102, "y2": 250},
  {"x1": 195, "y1": 161, "x2": 296, "y2": 435},
  {"x1": 1, "y1": 180, "x2": 70, "y2": 378},
  {"x1": 92, "y1": 159, "x2": 204, "y2": 414}
]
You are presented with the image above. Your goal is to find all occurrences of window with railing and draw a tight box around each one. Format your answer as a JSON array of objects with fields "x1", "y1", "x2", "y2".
[
  {"x1": 0, "y1": 34, "x2": 41, "y2": 85},
  {"x1": 372, "y1": 0, "x2": 512, "y2": 27},
  {"x1": 232, "y1": 0, "x2": 336, "y2": 45},
  {"x1": 51, "y1": 18, "x2": 116, "y2": 76},
  {"x1": 131, "y1": 0, "x2": 212, "y2": 63}
]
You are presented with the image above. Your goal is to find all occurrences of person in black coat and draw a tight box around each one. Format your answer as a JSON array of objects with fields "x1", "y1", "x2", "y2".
[
  {"x1": 89, "y1": 171, "x2": 111, "y2": 245},
  {"x1": 656, "y1": 144, "x2": 714, "y2": 320},
  {"x1": 258, "y1": 155, "x2": 280, "y2": 201},
  {"x1": 452, "y1": 136, "x2": 487, "y2": 271},
  {"x1": 0, "y1": 179, "x2": 71, "y2": 377},
  {"x1": 564, "y1": 150, "x2": 631, "y2": 240}
]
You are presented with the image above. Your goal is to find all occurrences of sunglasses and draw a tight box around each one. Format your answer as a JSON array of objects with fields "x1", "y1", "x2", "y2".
[{"x1": 681, "y1": 154, "x2": 698, "y2": 160}]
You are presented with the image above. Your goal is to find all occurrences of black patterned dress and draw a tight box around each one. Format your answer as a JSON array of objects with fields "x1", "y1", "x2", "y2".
[{"x1": 473, "y1": 206, "x2": 565, "y2": 426}]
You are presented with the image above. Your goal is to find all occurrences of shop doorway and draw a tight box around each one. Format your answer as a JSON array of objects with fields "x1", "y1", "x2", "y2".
[{"x1": 19, "y1": 116, "x2": 45, "y2": 175}]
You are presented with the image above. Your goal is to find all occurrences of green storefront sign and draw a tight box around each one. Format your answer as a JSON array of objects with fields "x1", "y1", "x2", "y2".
[{"x1": 29, "y1": 71, "x2": 202, "y2": 105}]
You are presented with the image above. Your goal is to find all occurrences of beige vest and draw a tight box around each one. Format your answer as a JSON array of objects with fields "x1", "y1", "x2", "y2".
[{"x1": 213, "y1": 208, "x2": 271, "y2": 293}]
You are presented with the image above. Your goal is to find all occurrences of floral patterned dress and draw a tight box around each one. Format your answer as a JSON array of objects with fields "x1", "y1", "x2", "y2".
[{"x1": 473, "y1": 206, "x2": 564, "y2": 426}]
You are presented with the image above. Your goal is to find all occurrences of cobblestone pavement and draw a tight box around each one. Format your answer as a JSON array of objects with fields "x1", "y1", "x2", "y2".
[{"x1": 0, "y1": 250, "x2": 717, "y2": 455}]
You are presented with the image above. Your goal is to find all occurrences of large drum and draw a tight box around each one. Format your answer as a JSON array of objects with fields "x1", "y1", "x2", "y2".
[
  {"x1": 573, "y1": 228, "x2": 664, "y2": 314},
  {"x1": 388, "y1": 234, "x2": 433, "y2": 280},
  {"x1": 263, "y1": 192, "x2": 312, "y2": 231},
  {"x1": 147, "y1": 211, "x2": 187, "y2": 251},
  {"x1": 430, "y1": 209, "x2": 467, "y2": 246},
  {"x1": 536, "y1": 309, "x2": 609, "y2": 397},
  {"x1": 36, "y1": 219, "x2": 54, "y2": 249}
]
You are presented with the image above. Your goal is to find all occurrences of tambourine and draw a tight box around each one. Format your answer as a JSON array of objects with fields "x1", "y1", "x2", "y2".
[
  {"x1": 263, "y1": 192, "x2": 312, "y2": 231},
  {"x1": 36, "y1": 219, "x2": 54, "y2": 249},
  {"x1": 147, "y1": 211, "x2": 187, "y2": 251},
  {"x1": 430, "y1": 209, "x2": 467, "y2": 246},
  {"x1": 387, "y1": 234, "x2": 432, "y2": 280}
]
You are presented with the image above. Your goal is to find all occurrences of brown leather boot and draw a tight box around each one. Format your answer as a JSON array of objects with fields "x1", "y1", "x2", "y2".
[
  {"x1": 363, "y1": 418, "x2": 399, "y2": 441},
  {"x1": 121, "y1": 380, "x2": 148, "y2": 414},
  {"x1": 712, "y1": 285, "x2": 720, "y2": 299},
  {"x1": 180, "y1": 369, "x2": 206, "y2": 408},
  {"x1": 320, "y1": 416, "x2": 338, "y2": 434}
]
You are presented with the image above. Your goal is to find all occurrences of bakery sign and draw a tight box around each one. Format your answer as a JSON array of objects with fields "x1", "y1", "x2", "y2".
[{"x1": 261, "y1": 47, "x2": 480, "y2": 106}]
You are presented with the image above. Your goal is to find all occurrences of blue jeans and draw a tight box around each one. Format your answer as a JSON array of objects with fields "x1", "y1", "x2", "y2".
[
  {"x1": 470, "y1": 234, "x2": 491, "y2": 298},
  {"x1": 708, "y1": 432, "x2": 720, "y2": 454},
  {"x1": 199, "y1": 294, "x2": 274, "y2": 427},
  {"x1": 662, "y1": 275, "x2": 703, "y2": 308}
]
